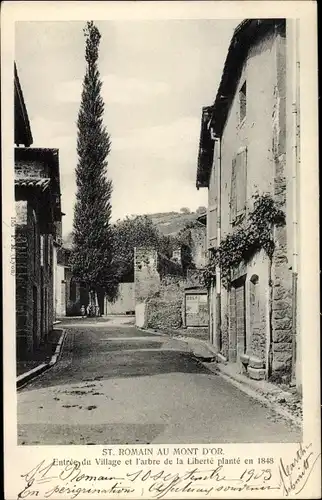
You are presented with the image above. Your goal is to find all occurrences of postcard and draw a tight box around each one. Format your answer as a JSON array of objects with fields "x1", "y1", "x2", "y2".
[{"x1": 2, "y1": 1, "x2": 320, "y2": 499}]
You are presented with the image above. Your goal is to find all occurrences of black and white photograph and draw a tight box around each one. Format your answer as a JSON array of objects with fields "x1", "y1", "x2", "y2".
[{"x1": 2, "y1": 1, "x2": 320, "y2": 499}]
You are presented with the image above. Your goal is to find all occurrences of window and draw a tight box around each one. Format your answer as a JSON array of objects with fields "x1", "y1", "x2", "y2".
[
  {"x1": 239, "y1": 81, "x2": 246, "y2": 123},
  {"x1": 230, "y1": 148, "x2": 247, "y2": 224}
]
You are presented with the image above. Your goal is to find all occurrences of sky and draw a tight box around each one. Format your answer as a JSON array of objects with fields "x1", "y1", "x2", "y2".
[{"x1": 15, "y1": 19, "x2": 239, "y2": 237}]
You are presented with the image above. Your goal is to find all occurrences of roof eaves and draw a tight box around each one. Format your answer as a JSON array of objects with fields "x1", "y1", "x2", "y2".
[
  {"x1": 196, "y1": 212, "x2": 207, "y2": 225},
  {"x1": 209, "y1": 19, "x2": 285, "y2": 136},
  {"x1": 196, "y1": 106, "x2": 214, "y2": 188},
  {"x1": 14, "y1": 63, "x2": 33, "y2": 147},
  {"x1": 15, "y1": 178, "x2": 51, "y2": 191}
]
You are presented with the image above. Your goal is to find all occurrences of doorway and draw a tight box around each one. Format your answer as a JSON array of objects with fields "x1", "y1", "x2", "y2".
[{"x1": 229, "y1": 276, "x2": 246, "y2": 362}]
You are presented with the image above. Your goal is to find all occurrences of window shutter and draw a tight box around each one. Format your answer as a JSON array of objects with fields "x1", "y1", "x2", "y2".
[
  {"x1": 208, "y1": 205, "x2": 217, "y2": 249},
  {"x1": 236, "y1": 148, "x2": 247, "y2": 216},
  {"x1": 230, "y1": 157, "x2": 237, "y2": 223},
  {"x1": 208, "y1": 168, "x2": 217, "y2": 249}
]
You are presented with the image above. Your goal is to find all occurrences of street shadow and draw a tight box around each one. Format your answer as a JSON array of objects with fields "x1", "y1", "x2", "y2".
[
  {"x1": 20, "y1": 348, "x2": 215, "y2": 392},
  {"x1": 18, "y1": 422, "x2": 165, "y2": 445}
]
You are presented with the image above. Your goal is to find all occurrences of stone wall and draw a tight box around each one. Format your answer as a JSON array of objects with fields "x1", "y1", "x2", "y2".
[
  {"x1": 190, "y1": 225, "x2": 207, "y2": 268},
  {"x1": 145, "y1": 276, "x2": 186, "y2": 330},
  {"x1": 41, "y1": 233, "x2": 54, "y2": 339},
  {"x1": 221, "y1": 289, "x2": 230, "y2": 359},
  {"x1": 15, "y1": 150, "x2": 58, "y2": 180},
  {"x1": 15, "y1": 159, "x2": 47, "y2": 179},
  {"x1": 134, "y1": 246, "x2": 209, "y2": 331},
  {"x1": 55, "y1": 263, "x2": 66, "y2": 317},
  {"x1": 134, "y1": 248, "x2": 161, "y2": 303},
  {"x1": 15, "y1": 148, "x2": 62, "y2": 361},
  {"x1": 15, "y1": 200, "x2": 32, "y2": 357},
  {"x1": 134, "y1": 247, "x2": 185, "y2": 329},
  {"x1": 105, "y1": 282, "x2": 135, "y2": 315},
  {"x1": 15, "y1": 202, "x2": 56, "y2": 359},
  {"x1": 55, "y1": 247, "x2": 67, "y2": 317},
  {"x1": 271, "y1": 31, "x2": 293, "y2": 377},
  {"x1": 15, "y1": 200, "x2": 42, "y2": 359},
  {"x1": 186, "y1": 268, "x2": 205, "y2": 287}
]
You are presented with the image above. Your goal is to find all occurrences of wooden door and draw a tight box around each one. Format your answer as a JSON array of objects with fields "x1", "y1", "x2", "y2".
[{"x1": 229, "y1": 278, "x2": 246, "y2": 362}]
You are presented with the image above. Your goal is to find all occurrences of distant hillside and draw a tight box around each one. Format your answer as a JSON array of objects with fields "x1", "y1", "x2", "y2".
[
  {"x1": 146, "y1": 211, "x2": 200, "y2": 236},
  {"x1": 63, "y1": 209, "x2": 206, "y2": 247}
]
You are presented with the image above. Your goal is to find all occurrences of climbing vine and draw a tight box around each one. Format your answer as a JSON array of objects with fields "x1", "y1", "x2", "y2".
[{"x1": 204, "y1": 193, "x2": 285, "y2": 289}]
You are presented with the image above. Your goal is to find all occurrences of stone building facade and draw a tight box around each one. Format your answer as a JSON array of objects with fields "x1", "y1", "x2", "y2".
[
  {"x1": 55, "y1": 249, "x2": 67, "y2": 318},
  {"x1": 65, "y1": 270, "x2": 89, "y2": 316},
  {"x1": 14, "y1": 63, "x2": 64, "y2": 361},
  {"x1": 134, "y1": 247, "x2": 208, "y2": 330},
  {"x1": 134, "y1": 247, "x2": 184, "y2": 328},
  {"x1": 55, "y1": 246, "x2": 90, "y2": 317},
  {"x1": 189, "y1": 225, "x2": 207, "y2": 269},
  {"x1": 15, "y1": 147, "x2": 63, "y2": 360},
  {"x1": 196, "y1": 19, "x2": 300, "y2": 386},
  {"x1": 14, "y1": 64, "x2": 62, "y2": 361}
]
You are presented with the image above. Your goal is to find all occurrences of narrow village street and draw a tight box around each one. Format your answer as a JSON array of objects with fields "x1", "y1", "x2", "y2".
[
  {"x1": 7, "y1": 13, "x2": 320, "y2": 500},
  {"x1": 18, "y1": 318, "x2": 300, "y2": 445}
]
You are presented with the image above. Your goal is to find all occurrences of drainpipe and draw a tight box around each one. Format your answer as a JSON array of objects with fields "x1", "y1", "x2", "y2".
[
  {"x1": 267, "y1": 258, "x2": 273, "y2": 378},
  {"x1": 209, "y1": 280, "x2": 213, "y2": 344},
  {"x1": 215, "y1": 137, "x2": 222, "y2": 352},
  {"x1": 291, "y1": 19, "x2": 300, "y2": 384}
]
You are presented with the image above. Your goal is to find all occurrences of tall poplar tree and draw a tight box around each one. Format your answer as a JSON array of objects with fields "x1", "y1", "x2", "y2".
[{"x1": 70, "y1": 21, "x2": 114, "y2": 313}]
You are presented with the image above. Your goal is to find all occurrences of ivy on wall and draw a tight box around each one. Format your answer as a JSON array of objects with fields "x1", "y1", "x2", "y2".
[{"x1": 204, "y1": 193, "x2": 285, "y2": 288}]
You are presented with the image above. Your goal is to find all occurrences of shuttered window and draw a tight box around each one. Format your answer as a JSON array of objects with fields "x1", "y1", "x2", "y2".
[
  {"x1": 236, "y1": 148, "x2": 247, "y2": 216},
  {"x1": 208, "y1": 205, "x2": 217, "y2": 249},
  {"x1": 230, "y1": 148, "x2": 247, "y2": 224},
  {"x1": 208, "y1": 166, "x2": 217, "y2": 249},
  {"x1": 230, "y1": 157, "x2": 237, "y2": 223}
]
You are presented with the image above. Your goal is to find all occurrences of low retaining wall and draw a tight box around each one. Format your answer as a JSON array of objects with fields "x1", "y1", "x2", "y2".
[
  {"x1": 137, "y1": 276, "x2": 186, "y2": 330},
  {"x1": 134, "y1": 247, "x2": 208, "y2": 330},
  {"x1": 145, "y1": 297, "x2": 183, "y2": 330}
]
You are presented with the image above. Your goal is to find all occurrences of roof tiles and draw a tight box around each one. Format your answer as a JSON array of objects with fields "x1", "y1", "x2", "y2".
[{"x1": 15, "y1": 178, "x2": 51, "y2": 191}]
